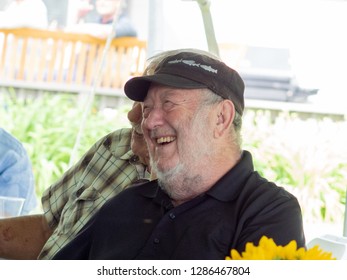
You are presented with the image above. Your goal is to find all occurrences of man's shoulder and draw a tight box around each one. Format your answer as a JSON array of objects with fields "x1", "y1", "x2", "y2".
[
  {"x1": 241, "y1": 171, "x2": 300, "y2": 216},
  {"x1": 237, "y1": 151, "x2": 297, "y2": 201},
  {"x1": 98, "y1": 128, "x2": 132, "y2": 154},
  {"x1": 0, "y1": 128, "x2": 25, "y2": 156},
  {"x1": 95, "y1": 180, "x2": 158, "y2": 217}
]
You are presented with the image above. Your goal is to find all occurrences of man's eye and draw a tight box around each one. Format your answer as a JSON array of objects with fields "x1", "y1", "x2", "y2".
[{"x1": 163, "y1": 100, "x2": 174, "y2": 109}]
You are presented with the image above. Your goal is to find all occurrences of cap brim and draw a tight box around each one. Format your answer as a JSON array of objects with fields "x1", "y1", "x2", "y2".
[{"x1": 124, "y1": 74, "x2": 206, "y2": 101}]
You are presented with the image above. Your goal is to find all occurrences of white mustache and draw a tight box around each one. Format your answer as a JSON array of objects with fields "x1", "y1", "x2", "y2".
[{"x1": 149, "y1": 128, "x2": 175, "y2": 139}]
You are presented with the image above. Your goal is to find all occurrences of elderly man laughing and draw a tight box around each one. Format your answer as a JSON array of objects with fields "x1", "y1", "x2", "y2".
[{"x1": 53, "y1": 49, "x2": 305, "y2": 260}]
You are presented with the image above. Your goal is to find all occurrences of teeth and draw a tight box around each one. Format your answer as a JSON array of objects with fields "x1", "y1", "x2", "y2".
[{"x1": 156, "y1": 136, "x2": 175, "y2": 144}]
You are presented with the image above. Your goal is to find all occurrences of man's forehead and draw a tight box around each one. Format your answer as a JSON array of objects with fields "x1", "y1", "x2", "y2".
[{"x1": 145, "y1": 84, "x2": 203, "y2": 100}]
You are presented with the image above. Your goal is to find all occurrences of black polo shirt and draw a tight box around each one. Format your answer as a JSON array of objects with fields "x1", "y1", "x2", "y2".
[{"x1": 53, "y1": 150, "x2": 305, "y2": 260}]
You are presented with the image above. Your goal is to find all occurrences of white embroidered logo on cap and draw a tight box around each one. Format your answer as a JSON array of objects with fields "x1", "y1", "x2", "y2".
[{"x1": 168, "y1": 59, "x2": 218, "y2": 74}]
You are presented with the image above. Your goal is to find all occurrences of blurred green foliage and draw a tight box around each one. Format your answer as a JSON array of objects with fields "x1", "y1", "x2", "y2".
[
  {"x1": 242, "y1": 110, "x2": 347, "y2": 224},
  {"x1": 0, "y1": 92, "x2": 131, "y2": 202}
]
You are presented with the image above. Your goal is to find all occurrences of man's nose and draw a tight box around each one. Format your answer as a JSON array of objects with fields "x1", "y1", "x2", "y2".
[{"x1": 142, "y1": 107, "x2": 165, "y2": 130}]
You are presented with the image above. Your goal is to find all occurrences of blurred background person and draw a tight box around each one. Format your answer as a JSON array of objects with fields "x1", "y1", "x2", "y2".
[
  {"x1": 67, "y1": 0, "x2": 137, "y2": 38},
  {"x1": 0, "y1": 128, "x2": 37, "y2": 215}
]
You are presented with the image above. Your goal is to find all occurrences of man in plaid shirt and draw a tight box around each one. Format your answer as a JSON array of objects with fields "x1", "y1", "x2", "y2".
[{"x1": 0, "y1": 102, "x2": 150, "y2": 259}]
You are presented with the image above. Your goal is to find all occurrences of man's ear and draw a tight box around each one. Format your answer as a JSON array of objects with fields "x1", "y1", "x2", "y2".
[{"x1": 214, "y1": 100, "x2": 235, "y2": 138}]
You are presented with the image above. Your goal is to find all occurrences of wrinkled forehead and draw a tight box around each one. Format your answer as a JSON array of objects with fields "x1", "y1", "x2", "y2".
[
  {"x1": 144, "y1": 83, "x2": 207, "y2": 106},
  {"x1": 145, "y1": 83, "x2": 176, "y2": 99}
]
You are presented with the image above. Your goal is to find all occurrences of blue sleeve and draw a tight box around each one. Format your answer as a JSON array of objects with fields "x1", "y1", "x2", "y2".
[{"x1": 0, "y1": 128, "x2": 37, "y2": 215}]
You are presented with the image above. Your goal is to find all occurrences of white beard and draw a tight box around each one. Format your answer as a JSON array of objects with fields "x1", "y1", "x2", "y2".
[{"x1": 153, "y1": 105, "x2": 214, "y2": 201}]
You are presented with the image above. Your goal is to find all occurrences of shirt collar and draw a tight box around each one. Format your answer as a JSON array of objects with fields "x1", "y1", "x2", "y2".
[
  {"x1": 120, "y1": 150, "x2": 150, "y2": 179},
  {"x1": 206, "y1": 150, "x2": 254, "y2": 202},
  {"x1": 120, "y1": 149, "x2": 137, "y2": 162},
  {"x1": 139, "y1": 180, "x2": 161, "y2": 199}
]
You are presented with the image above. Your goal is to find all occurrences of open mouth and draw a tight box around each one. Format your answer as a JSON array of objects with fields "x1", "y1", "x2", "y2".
[{"x1": 156, "y1": 136, "x2": 176, "y2": 145}]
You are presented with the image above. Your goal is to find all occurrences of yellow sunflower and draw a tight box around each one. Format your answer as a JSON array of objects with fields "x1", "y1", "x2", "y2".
[{"x1": 226, "y1": 236, "x2": 335, "y2": 260}]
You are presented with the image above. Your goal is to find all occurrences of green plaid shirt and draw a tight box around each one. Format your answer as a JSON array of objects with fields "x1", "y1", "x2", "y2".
[{"x1": 39, "y1": 128, "x2": 148, "y2": 259}]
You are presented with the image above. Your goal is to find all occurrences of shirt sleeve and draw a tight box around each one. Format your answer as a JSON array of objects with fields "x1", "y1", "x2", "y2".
[
  {"x1": 0, "y1": 129, "x2": 37, "y2": 215},
  {"x1": 41, "y1": 133, "x2": 108, "y2": 230},
  {"x1": 235, "y1": 185, "x2": 306, "y2": 253}
]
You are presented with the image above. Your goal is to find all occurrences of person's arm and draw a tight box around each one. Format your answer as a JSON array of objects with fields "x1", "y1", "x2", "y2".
[{"x1": 0, "y1": 214, "x2": 53, "y2": 259}]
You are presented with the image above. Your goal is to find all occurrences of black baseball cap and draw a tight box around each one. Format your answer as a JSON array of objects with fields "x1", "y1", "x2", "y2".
[{"x1": 124, "y1": 51, "x2": 245, "y2": 115}]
